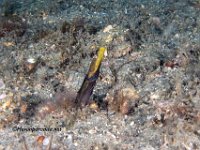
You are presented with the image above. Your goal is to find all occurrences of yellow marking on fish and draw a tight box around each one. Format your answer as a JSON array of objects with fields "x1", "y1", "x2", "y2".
[{"x1": 88, "y1": 47, "x2": 107, "y2": 78}]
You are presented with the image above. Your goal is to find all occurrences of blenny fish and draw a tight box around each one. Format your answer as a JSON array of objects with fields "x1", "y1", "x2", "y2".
[{"x1": 75, "y1": 47, "x2": 107, "y2": 108}]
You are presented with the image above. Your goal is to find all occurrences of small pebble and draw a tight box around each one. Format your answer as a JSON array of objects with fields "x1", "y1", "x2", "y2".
[
  {"x1": 43, "y1": 137, "x2": 49, "y2": 146},
  {"x1": 88, "y1": 129, "x2": 97, "y2": 134},
  {"x1": 0, "y1": 79, "x2": 5, "y2": 89},
  {"x1": 0, "y1": 93, "x2": 7, "y2": 100},
  {"x1": 66, "y1": 134, "x2": 74, "y2": 147},
  {"x1": 37, "y1": 135, "x2": 45, "y2": 144}
]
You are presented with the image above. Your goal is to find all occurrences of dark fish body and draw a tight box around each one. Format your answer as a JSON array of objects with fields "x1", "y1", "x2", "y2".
[{"x1": 75, "y1": 66, "x2": 100, "y2": 107}]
